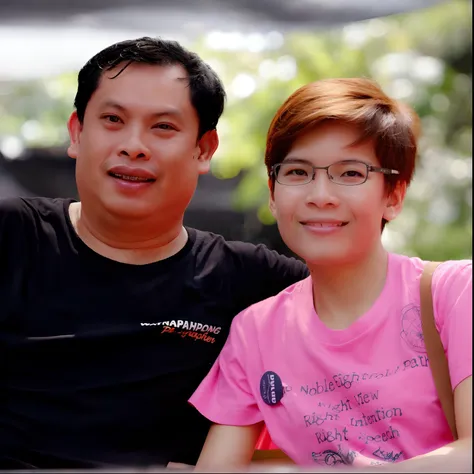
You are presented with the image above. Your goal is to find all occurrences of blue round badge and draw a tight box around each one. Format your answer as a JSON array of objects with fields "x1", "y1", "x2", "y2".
[{"x1": 260, "y1": 371, "x2": 284, "y2": 406}]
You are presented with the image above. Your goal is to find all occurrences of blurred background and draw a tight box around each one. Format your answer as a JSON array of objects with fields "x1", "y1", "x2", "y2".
[{"x1": 0, "y1": 0, "x2": 471, "y2": 260}]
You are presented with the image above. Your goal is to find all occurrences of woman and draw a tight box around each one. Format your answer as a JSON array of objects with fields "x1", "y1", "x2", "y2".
[{"x1": 189, "y1": 78, "x2": 472, "y2": 470}]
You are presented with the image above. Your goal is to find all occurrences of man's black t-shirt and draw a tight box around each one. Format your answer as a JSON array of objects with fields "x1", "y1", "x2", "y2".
[{"x1": 0, "y1": 197, "x2": 308, "y2": 469}]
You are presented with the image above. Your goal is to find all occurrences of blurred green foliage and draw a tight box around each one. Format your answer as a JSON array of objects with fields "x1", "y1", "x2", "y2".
[
  {"x1": 0, "y1": 0, "x2": 471, "y2": 260},
  {"x1": 195, "y1": 0, "x2": 472, "y2": 260}
]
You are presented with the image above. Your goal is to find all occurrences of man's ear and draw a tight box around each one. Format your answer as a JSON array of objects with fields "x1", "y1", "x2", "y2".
[
  {"x1": 67, "y1": 111, "x2": 82, "y2": 160},
  {"x1": 195, "y1": 129, "x2": 219, "y2": 175},
  {"x1": 383, "y1": 181, "x2": 406, "y2": 222}
]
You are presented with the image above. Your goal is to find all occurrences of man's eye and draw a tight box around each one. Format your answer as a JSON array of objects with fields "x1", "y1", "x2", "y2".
[
  {"x1": 154, "y1": 123, "x2": 176, "y2": 131},
  {"x1": 103, "y1": 115, "x2": 121, "y2": 123}
]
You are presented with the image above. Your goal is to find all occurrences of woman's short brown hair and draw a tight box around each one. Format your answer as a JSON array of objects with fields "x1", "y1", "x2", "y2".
[{"x1": 265, "y1": 78, "x2": 421, "y2": 194}]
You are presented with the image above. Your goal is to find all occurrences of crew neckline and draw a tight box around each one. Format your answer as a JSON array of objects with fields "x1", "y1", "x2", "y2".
[
  {"x1": 60, "y1": 199, "x2": 196, "y2": 271},
  {"x1": 296, "y1": 253, "x2": 401, "y2": 346}
]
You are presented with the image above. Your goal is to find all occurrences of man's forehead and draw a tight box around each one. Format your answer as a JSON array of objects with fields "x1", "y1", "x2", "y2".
[
  {"x1": 90, "y1": 63, "x2": 192, "y2": 107},
  {"x1": 98, "y1": 62, "x2": 189, "y2": 87}
]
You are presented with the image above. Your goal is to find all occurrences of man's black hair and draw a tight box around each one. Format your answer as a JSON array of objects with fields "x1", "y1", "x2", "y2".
[{"x1": 74, "y1": 36, "x2": 226, "y2": 137}]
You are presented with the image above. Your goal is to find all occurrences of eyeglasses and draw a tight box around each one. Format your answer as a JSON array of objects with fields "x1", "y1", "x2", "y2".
[{"x1": 271, "y1": 160, "x2": 400, "y2": 187}]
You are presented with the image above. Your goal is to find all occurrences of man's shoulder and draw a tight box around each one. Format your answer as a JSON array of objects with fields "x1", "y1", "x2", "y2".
[
  {"x1": 0, "y1": 195, "x2": 71, "y2": 221},
  {"x1": 190, "y1": 227, "x2": 264, "y2": 253},
  {"x1": 0, "y1": 196, "x2": 75, "y2": 245},
  {"x1": 189, "y1": 226, "x2": 306, "y2": 269},
  {"x1": 187, "y1": 227, "x2": 308, "y2": 310},
  {"x1": 0, "y1": 195, "x2": 31, "y2": 217}
]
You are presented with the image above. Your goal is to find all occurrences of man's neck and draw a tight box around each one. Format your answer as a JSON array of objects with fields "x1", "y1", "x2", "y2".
[
  {"x1": 309, "y1": 245, "x2": 389, "y2": 330},
  {"x1": 68, "y1": 202, "x2": 188, "y2": 265}
]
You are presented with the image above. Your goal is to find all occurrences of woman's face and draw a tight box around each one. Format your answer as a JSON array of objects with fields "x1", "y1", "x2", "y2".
[{"x1": 269, "y1": 122, "x2": 405, "y2": 267}]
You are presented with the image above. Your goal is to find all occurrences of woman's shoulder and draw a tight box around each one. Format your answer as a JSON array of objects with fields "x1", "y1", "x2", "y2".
[
  {"x1": 392, "y1": 253, "x2": 471, "y2": 328},
  {"x1": 430, "y1": 258, "x2": 471, "y2": 305},
  {"x1": 391, "y1": 252, "x2": 471, "y2": 281},
  {"x1": 233, "y1": 275, "x2": 312, "y2": 331}
]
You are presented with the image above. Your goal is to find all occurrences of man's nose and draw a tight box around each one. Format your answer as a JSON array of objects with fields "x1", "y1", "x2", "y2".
[{"x1": 118, "y1": 129, "x2": 151, "y2": 160}]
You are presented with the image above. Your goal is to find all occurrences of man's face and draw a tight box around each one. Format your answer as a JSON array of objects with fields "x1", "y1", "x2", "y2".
[
  {"x1": 67, "y1": 63, "x2": 218, "y2": 222},
  {"x1": 269, "y1": 122, "x2": 404, "y2": 266}
]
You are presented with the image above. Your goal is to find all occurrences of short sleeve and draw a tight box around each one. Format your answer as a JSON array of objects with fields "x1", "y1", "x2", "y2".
[
  {"x1": 433, "y1": 260, "x2": 472, "y2": 389},
  {"x1": 227, "y1": 241, "x2": 309, "y2": 313},
  {"x1": 0, "y1": 197, "x2": 32, "y2": 321},
  {"x1": 189, "y1": 312, "x2": 262, "y2": 426}
]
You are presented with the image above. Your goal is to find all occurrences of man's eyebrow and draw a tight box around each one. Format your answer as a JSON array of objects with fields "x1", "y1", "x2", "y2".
[{"x1": 100, "y1": 101, "x2": 183, "y2": 119}]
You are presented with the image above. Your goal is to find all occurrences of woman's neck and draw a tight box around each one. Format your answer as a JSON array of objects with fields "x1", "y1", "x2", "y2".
[{"x1": 309, "y1": 245, "x2": 389, "y2": 330}]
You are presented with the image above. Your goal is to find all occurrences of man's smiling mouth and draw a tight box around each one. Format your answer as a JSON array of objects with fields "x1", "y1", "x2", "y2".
[{"x1": 108, "y1": 172, "x2": 155, "y2": 183}]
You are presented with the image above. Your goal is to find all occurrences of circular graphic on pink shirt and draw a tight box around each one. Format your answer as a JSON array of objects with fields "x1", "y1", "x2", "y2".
[
  {"x1": 400, "y1": 304, "x2": 426, "y2": 353},
  {"x1": 260, "y1": 371, "x2": 284, "y2": 406}
]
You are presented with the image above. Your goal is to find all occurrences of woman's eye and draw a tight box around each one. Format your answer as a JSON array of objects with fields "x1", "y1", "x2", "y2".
[
  {"x1": 342, "y1": 170, "x2": 364, "y2": 177},
  {"x1": 287, "y1": 168, "x2": 308, "y2": 176}
]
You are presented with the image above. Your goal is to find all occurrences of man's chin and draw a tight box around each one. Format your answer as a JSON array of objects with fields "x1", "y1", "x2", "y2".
[{"x1": 101, "y1": 198, "x2": 159, "y2": 221}]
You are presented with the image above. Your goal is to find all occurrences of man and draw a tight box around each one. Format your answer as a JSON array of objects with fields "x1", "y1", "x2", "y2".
[{"x1": 0, "y1": 37, "x2": 308, "y2": 469}]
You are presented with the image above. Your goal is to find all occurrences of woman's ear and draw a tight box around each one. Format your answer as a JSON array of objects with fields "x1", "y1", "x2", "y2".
[
  {"x1": 268, "y1": 179, "x2": 278, "y2": 220},
  {"x1": 383, "y1": 182, "x2": 406, "y2": 222}
]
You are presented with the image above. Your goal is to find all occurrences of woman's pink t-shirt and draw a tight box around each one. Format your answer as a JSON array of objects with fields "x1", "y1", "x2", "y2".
[{"x1": 189, "y1": 254, "x2": 472, "y2": 467}]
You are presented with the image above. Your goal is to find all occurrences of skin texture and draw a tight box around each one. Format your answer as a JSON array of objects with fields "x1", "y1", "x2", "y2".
[
  {"x1": 67, "y1": 62, "x2": 218, "y2": 264},
  {"x1": 66, "y1": 62, "x2": 221, "y2": 468},
  {"x1": 269, "y1": 122, "x2": 404, "y2": 269},
  {"x1": 195, "y1": 423, "x2": 264, "y2": 471},
  {"x1": 194, "y1": 122, "x2": 472, "y2": 472},
  {"x1": 269, "y1": 122, "x2": 405, "y2": 330}
]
